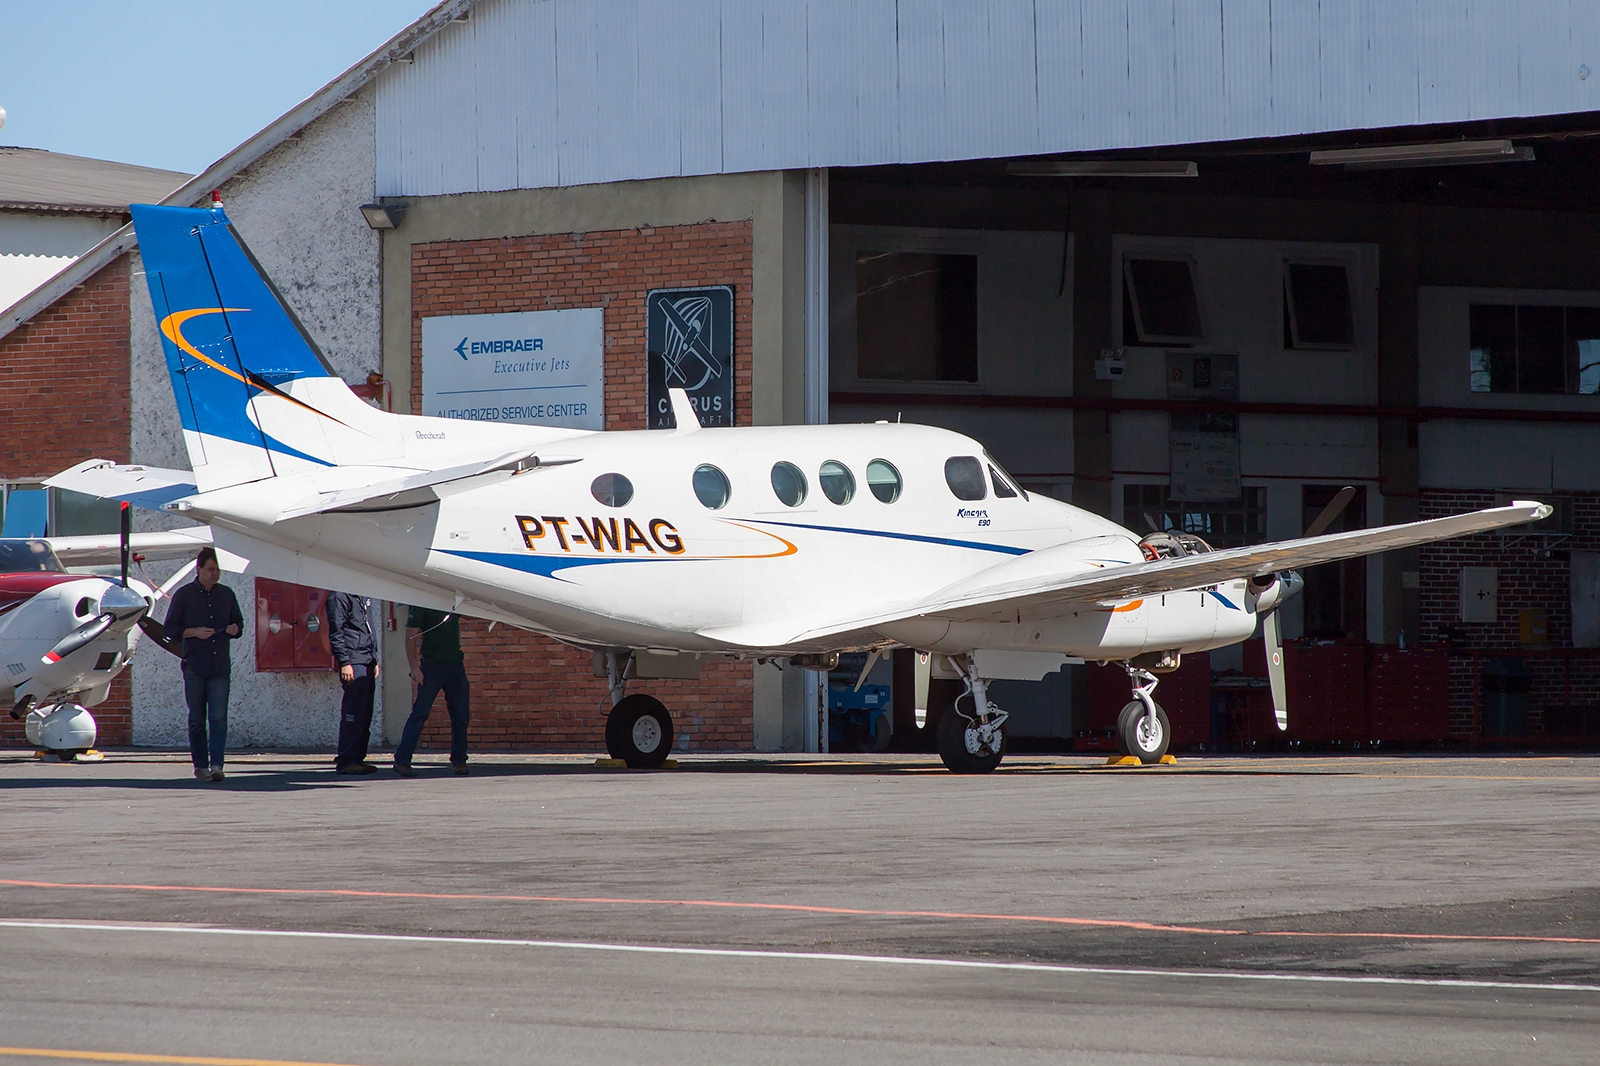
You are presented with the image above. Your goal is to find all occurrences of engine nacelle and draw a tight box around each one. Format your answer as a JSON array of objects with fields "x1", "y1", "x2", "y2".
[{"x1": 1249, "y1": 571, "x2": 1305, "y2": 614}]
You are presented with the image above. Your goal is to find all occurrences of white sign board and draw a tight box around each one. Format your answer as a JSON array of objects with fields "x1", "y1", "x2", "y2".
[
  {"x1": 1168, "y1": 430, "x2": 1240, "y2": 502},
  {"x1": 421, "y1": 309, "x2": 604, "y2": 430}
]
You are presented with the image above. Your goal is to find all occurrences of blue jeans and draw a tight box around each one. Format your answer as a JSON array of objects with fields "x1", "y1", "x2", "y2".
[
  {"x1": 395, "y1": 659, "x2": 470, "y2": 766},
  {"x1": 184, "y1": 667, "x2": 230, "y2": 770}
]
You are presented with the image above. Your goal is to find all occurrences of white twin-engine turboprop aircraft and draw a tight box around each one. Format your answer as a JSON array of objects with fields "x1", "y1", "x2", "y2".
[{"x1": 48, "y1": 203, "x2": 1548, "y2": 771}]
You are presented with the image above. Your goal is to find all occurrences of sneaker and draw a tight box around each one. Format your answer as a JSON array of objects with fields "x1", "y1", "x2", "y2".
[
  {"x1": 452, "y1": 763, "x2": 469, "y2": 776},
  {"x1": 194, "y1": 766, "x2": 211, "y2": 781},
  {"x1": 336, "y1": 763, "x2": 379, "y2": 775},
  {"x1": 211, "y1": 768, "x2": 226, "y2": 782},
  {"x1": 393, "y1": 763, "x2": 416, "y2": 777}
]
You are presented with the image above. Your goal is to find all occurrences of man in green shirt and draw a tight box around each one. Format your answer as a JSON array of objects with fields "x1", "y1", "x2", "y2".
[{"x1": 393, "y1": 606, "x2": 470, "y2": 776}]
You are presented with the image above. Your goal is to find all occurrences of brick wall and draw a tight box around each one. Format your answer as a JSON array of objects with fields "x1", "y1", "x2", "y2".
[
  {"x1": 0, "y1": 256, "x2": 134, "y2": 746},
  {"x1": 408, "y1": 223, "x2": 756, "y2": 751},
  {"x1": 1418, "y1": 489, "x2": 1600, "y2": 734}
]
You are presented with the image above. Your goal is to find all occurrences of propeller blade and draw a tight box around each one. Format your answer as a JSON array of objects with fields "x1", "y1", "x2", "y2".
[
  {"x1": 119, "y1": 501, "x2": 132, "y2": 588},
  {"x1": 1304, "y1": 485, "x2": 1357, "y2": 539},
  {"x1": 43, "y1": 614, "x2": 115, "y2": 664},
  {"x1": 1262, "y1": 608, "x2": 1287, "y2": 731},
  {"x1": 913, "y1": 651, "x2": 931, "y2": 729},
  {"x1": 1142, "y1": 511, "x2": 1163, "y2": 533},
  {"x1": 137, "y1": 614, "x2": 184, "y2": 657}
]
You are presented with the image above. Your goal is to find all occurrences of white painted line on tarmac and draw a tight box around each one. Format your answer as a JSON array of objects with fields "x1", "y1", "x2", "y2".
[{"x1": 2, "y1": 919, "x2": 1596, "y2": 994}]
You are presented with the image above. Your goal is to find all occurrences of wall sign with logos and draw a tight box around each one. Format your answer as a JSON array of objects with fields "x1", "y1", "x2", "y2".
[
  {"x1": 1166, "y1": 352, "x2": 1240, "y2": 502},
  {"x1": 420, "y1": 308, "x2": 604, "y2": 431},
  {"x1": 647, "y1": 286, "x2": 735, "y2": 428}
]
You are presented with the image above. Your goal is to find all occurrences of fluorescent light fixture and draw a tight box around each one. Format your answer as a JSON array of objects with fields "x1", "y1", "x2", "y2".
[
  {"x1": 1309, "y1": 139, "x2": 1534, "y2": 170},
  {"x1": 359, "y1": 202, "x2": 406, "y2": 230},
  {"x1": 1007, "y1": 160, "x2": 1198, "y2": 178}
]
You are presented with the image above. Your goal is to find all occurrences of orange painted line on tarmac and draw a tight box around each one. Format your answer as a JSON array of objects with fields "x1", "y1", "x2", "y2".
[
  {"x1": 0, "y1": 1047, "x2": 370, "y2": 1066},
  {"x1": 4, "y1": 878, "x2": 1599, "y2": 945}
]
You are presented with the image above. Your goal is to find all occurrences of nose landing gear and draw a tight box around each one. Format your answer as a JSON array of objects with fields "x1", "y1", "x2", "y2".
[{"x1": 1115, "y1": 664, "x2": 1171, "y2": 764}]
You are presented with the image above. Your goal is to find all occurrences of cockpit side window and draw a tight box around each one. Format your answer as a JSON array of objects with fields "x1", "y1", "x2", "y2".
[
  {"x1": 988, "y1": 465, "x2": 1018, "y2": 499},
  {"x1": 984, "y1": 452, "x2": 1029, "y2": 501},
  {"x1": 943, "y1": 456, "x2": 987, "y2": 501}
]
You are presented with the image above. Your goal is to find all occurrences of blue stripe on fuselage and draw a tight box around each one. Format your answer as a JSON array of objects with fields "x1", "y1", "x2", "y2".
[{"x1": 743, "y1": 519, "x2": 1029, "y2": 556}]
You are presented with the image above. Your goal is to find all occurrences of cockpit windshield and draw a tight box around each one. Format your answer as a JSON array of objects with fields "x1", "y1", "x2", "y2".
[
  {"x1": 0, "y1": 539, "x2": 65, "y2": 574},
  {"x1": 982, "y1": 452, "x2": 1028, "y2": 501}
]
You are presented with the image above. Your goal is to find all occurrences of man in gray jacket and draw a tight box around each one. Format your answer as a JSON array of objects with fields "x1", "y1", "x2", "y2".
[{"x1": 327, "y1": 591, "x2": 381, "y2": 774}]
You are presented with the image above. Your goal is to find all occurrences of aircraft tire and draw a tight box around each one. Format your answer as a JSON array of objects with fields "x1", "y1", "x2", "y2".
[
  {"x1": 605, "y1": 694, "x2": 674, "y2": 768},
  {"x1": 1117, "y1": 700, "x2": 1170, "y2": 764},
  {"x1": 935, "y1": 709, "x2": 1004, "y2": 774}
]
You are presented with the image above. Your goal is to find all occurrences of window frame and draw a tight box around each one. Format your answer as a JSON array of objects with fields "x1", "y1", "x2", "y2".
[
  {"x1": 1122, "y1": 254, "x2": 1206, "y2": 347},
  {"x1": 1282, "y1": 258, "x2": 1357, "y2": 352}
]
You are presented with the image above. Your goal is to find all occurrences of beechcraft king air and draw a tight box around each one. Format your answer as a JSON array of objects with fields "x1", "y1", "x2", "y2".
[{"x1": 48, "y1": 203, "x2": 1548, "y2": 771}]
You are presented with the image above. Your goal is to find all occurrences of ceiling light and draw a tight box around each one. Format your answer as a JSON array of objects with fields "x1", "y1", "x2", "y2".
[
  {"x1": 1309, "y1": 139, "x2": 1534, "y2": 170},
  {"x1": 359, "y1": 202, "x2": 406, "y2": 230},
  {"x1": 1007, "y1": 160, "x2": 1198, "y2": 178}
]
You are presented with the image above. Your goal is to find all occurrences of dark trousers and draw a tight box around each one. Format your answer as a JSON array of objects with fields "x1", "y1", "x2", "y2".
[
  {"x1": 336, "y1": 663, "x2": 376, "y2": 768},
  {"x1": 395, "y1": 659, "x2": 470, "y2": 766},
  {"x1": 183, "y1": 666, "x2": 229, "y2": 771}
]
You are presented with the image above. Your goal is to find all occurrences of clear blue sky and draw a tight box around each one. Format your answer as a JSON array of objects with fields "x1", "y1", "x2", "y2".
[{"x1": 0, "y1": 1, "x2": 432, "y2": 175}]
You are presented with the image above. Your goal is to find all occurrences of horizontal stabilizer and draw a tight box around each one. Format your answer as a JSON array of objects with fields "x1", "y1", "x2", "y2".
[
  {"x1": 276, "y1": 451, "x2": 579, "y2": 520},
  {"x1": 46, "y1": 460, "x2": 197, "y2": 511}
]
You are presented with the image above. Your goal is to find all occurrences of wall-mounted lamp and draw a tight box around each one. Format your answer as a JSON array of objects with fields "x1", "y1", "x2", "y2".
[
  {"x1": 1309, "y1": 138, "x2": 1534, "y2": 170},
  {"x1": 359, "y1": 202, "x2": 406, "y2": 230},
  {"x1": 1008, "y1": 159, "x2": 1198, "y2": 178}
]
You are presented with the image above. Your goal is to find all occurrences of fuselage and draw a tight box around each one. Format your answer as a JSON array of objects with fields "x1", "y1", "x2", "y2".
[{"x1": 206, "y1": 421, "x2": 1261, "y2": 660}]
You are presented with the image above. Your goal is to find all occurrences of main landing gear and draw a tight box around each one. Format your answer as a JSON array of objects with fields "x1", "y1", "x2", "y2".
[
  {"x1": 601, "y1": 651, "x2": 674, "y2": 768},
  {"x1": 1115, "y1": 663, "x2": 1171, "y2": 764},
  {"x1": 937, "y1": 656, "x2": 1008, "y2": 775}
]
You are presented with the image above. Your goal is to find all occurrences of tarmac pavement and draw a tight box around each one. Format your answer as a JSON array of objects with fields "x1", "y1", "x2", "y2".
[{"x1": 0, "y1": 749, "x2": 1596, "y2": 1064}]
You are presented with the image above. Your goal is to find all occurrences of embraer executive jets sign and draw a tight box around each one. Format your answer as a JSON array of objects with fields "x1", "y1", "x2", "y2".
[{"x1": 420, "y1": 308, "x2": 604, "y2": 430}]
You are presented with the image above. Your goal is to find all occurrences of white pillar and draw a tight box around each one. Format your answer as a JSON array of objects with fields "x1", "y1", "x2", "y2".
[{"x1": 803, "y1": 168, "x2": 829, "y2": 428}]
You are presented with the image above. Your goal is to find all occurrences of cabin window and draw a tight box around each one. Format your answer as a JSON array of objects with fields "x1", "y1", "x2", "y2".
[
  {"x1": 770, "y1": 462, "x2": 808, "y2": 507},
  {"x1": 693, "y1": 464, "x2": 731, "y2": 510},
  {"x1": 590, "y1": 473, "x2": 634, "y2": 508},
  {"x1": 1283, "y1": 262, "x2": 1355, "y2": 350},
  {"x1": 818, "y1": 461, "x2": 855, "y2": 505},
  {"x1": 855, "y1": 251, "x2": 978, "y2": 382},
  {"x1": 865, "y1": 459, "x2": 903, "y2": 503},
  {"x1": 1123, "y1": 257, "x2": 1203, "y2": 346},
  {"x1": 944, "y1": 456, "x2": 987, "y2": 501}
]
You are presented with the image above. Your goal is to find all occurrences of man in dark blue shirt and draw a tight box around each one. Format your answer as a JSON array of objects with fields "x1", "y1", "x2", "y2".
[
  {"x1": 163, "y1": 548, "x2": 244, "y2": 782},
  {"x1": 327, "y1": 590, "x2": 381, "y2": 774}
]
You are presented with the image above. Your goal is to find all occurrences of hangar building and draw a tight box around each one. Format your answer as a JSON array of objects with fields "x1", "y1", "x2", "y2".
[{"x1": 4, "y1": 0, "x2": 1599, "y2": 755}]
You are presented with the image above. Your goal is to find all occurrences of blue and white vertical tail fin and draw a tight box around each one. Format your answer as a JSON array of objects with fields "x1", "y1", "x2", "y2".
[{"x1": 133, "y1": 203, "x2": 380, "y2": 492}]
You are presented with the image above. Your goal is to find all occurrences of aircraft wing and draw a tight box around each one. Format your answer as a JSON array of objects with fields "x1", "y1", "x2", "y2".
[
  {"x1": 768, "y1": 500, "x2": 1550, "y2": 644},
  {"x1": 47, "y1": 526, "x2": 213, "y2": 566}
]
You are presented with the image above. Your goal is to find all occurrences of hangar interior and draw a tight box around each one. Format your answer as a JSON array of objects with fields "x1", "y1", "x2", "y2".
[{"x1": 824, "y1": 119, "x2": 1600, "y2": 751}]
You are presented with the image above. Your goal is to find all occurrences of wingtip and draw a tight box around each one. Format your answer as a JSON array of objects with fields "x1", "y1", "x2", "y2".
[{"x1": 1511, "y1": 500, "x2": 1555, "y2": 521}]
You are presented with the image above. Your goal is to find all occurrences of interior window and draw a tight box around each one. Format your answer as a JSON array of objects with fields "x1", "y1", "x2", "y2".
[
  {"x1": 855, "y1": 251, "x2": 978, "y2": 382},
  {"x1": 818, "y1": 461, "x2": 855, "y2": 505},
  {"x1": 1123, "y1": 257, "x2": 1203, "y2": 345},
  {"x1": 693, "y1": 464, "x2": 731, "y2": 510},
  {"x1": 865, "y1": 459, "x2": 902, "y2": 503},
  {"x1": 944, "y1": 456, "x2": 987, "y2": 501},
  {"x1": 1283, "y1": 262, "x2": 1355, "y2": 349},
  {"x1": 590, "y1": 473, "x2": 634, "y2": 508},
  {"x1": 770, "y1": 462, "x2": 808, "y2": 507},
  {"x1": 1469, "y1": 303, "x2": 1600, "y2": 394}
]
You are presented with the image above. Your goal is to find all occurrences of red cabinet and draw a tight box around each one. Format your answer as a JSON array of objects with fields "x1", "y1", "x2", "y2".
[{"x1": 255, "y1": 578, "x2": 334, "y2": 672}]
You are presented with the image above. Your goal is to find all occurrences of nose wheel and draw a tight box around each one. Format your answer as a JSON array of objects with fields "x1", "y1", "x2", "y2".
[{"x1": 1115, "y1": 665, "x2": 1170, "y2": 764}]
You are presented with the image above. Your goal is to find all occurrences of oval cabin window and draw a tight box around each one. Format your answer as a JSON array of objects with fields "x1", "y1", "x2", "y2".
[
  {"x1": 693, "y1": 464, "x2": 732, "y2": 509},
  {"x1": 590, "y1": 472, "x2": 634, "y2": 508},
  {"x1": 865, "y1": 459, "x2": 903, "y2": 503},
  {"x1": 770, "y1": 462, "x2": 808, "y2": 507},
  {"x1": 818, "y1": 461, "x2": 855, "y2": 505}
]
